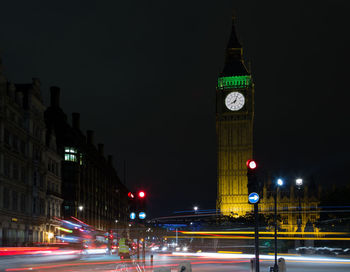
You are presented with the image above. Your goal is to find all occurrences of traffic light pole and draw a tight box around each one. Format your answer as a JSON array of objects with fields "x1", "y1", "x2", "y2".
[
  {"x1": 274, "y1": 188, "x2": 278, "y2": 272},
  {"x1": 254, "y1": 203, "x2": 260, "y2": 272},
  {"x1": 137, "y1": 237, "x2": 140, "y2": 259}
]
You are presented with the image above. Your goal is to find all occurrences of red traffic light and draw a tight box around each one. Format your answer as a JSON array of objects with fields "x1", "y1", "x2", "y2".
[
  {"x1": 247, "y1": 160, "x2": 257, "y2": 170},
  {"x1": 128, "y1": 192, "x2": 134, "y2": 198},
  {"x1": 138, "y1": 191, "x2": 146, "y2": 198}
]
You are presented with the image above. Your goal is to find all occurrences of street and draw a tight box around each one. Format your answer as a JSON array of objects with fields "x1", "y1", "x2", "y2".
[{"x1": 2, "y1": 252, "x2": 350, "y2": 272}]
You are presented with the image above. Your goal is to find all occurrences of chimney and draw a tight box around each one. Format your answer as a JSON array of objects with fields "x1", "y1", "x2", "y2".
[
  {"x1": 32, "y1": 78, "x2": 41, "y2": 87},
  {"x1": 72, "y1": 112, "x2": 80, "y2": 130},
  {"x1": 50, "y1": 86, "x2": 60, "y2": 108},
  {"x1": 108, "y1": 155, "x2": 113, "y2": 165},
  {"x1": 87, "y1": 130, "x2": 94, "y2": 145},
  {"x1": 98, "y1": 144, "x2": 104, "y2": 157}
]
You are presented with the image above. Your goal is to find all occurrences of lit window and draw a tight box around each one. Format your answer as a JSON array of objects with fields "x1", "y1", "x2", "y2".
[
  {"x1": 79, "y1": 153, "x2": 83, "y2": 165},
  {"x1": 64, "y1": 147, "x2": 77, "y2": 162}
]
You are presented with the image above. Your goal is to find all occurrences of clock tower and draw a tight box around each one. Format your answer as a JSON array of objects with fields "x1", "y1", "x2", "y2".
[{"x1": 216, "y1": 16, "x2": 254, "y2": 216}]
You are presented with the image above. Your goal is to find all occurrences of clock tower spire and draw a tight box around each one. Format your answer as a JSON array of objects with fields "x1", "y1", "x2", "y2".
[{"x1": 216, "y1": 15, "x2": 254, "y2": 217}]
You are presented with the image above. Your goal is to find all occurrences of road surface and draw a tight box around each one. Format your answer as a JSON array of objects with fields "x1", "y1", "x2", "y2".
[{"x1": 2, "y1": 252, "x2": 350, "y2": 271}]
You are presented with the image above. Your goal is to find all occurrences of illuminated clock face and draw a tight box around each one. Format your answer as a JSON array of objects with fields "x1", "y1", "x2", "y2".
[{"x1": 225, "y1": 92, "x2": 245, "y2": 111}]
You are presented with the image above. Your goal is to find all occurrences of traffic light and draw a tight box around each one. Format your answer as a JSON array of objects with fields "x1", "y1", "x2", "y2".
[
  {"x1": 138, "y1": 191, "x2": 145, "y2": 198},
  {"x1": 128, "y1": 191, "x2": 136, "y2": 221},
  {"x1": 247, "y1": 159, "x2": 258, "y2": 195},
  {"x1": 137, "y1": 190, "x2": 147, "y2": 220},
  {"x1": 128, "y1": 192, "x2": 135, "y2": 199}
]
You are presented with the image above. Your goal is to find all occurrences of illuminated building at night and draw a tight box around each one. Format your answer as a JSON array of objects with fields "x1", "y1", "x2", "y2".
[
  {"x1": 215, "y1": 17, "x2": 320, "y2": 233},
  {"x1": 216, "y1": 16, "x2": 254, "y2": 217}
]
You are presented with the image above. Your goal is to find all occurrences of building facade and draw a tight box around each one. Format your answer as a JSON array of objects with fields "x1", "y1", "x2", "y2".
[
  {"x1": 215, "y1": 16, "x2": 320, "y2": 232},
  {"x1": 0, "y1": 58, "x2": 62, "y2": 246},
  {"x1": 216, "y1": 16, "x2": 254, "y2": 217},
  {"x1": 45, "y1": 87, "x2": 129, "y2": 231},
  {"x1": 260, "y1": 179, "x2": 320, "y2": 233}
]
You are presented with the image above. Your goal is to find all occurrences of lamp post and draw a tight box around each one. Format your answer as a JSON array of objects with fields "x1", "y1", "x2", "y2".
[
  {"x1": 274, "y1": 179, "x2": 283, "y2": 272},
  {"x1": 295, "y1": 178, "x2": 303, "y2": 233},
  {"x1": 193, "y1": 206, "x2": 198, "y2": 214}
]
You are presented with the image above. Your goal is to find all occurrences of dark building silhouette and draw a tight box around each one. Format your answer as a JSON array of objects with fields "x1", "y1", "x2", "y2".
[
  {"x1": 45, "y1": 87, "x2": 128, "y2": 230},
  {"x1": 0, "y1": 57, "x2": 63, "y2": 246}
]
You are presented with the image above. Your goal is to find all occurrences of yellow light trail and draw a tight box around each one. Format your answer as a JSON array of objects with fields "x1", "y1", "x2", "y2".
[
  {"x1": 180, "y1": 231, "x2": 348, "y2": 235},
  {"x1": 165, "y1": 236, "x2": 350, "y2": 241},
  {"x1": 58, "y1": 227, "x2": 73, "y2": 233},
  {"x1": 217, "y1": 251, "x2": 243, "y2": 254}
]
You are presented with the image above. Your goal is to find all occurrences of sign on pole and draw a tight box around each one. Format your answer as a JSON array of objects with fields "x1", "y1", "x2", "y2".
[{"x1": 248, "y1": 192, "x2": 259, "y2": 204}]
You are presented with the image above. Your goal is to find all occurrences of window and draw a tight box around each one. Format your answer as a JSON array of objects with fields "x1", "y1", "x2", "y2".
[
  {"x1": 20, "y1": 167, "x2": 26, "y2": 183},
  {"x1": 283, "y1": 217, "x2": 288, "y2": 224},
  {"x1": 56, "y1": 162, "x2": 60, "y2": 175},
  {"x1": 20, "y1": 194, "x2": 26, "y2": 213},
  {"x1": 13, "y1": 135, "x2": 18, "y2": 151},
  {"x1": 4, "y1": 159, "x2": 11, "y2": 177},
  {"x1": 39, "y1": 174, "x2": 44, "y2": 188},
  {"x1": 33, "y1": 171, "x2": 37, "y2": 186},
  {"x1": 79, "y1": 153, "x2": 83, "y2": 165},
  {"x1": 12, "y1": 191, "x2": 18, "y2": 211},
  {"x1": 33, "y1": 197, "x2": 37, "y2": 214},
  {"x1": 4, "y1": 129, "x2": 10, "y2": 145},
  {"x1": 64, "y1": 147, "x2": 77, "y2": 162},
  {"x1": 33, "y1": 147, "x2": 41, "y2": 161},
  {"x1": 20, "y1": 140, "x2": 26, "y2": 154},
  {"x1": 40, "y1": 198, "x2": 45, "y2": 215},
  {"x1": 3, "y1": 187, "x2": 10, "y2": 209},
  {"x1": 13, "y1": 162, "x2": 19, "y2": 180}
]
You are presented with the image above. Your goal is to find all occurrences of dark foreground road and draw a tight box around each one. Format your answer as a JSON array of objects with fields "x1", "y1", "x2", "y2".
[{"x1": 2, "y1": 252, "x2": 350, "y2": 271}]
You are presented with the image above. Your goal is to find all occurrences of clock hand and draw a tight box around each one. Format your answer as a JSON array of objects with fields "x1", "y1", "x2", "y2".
[{"x1": 231, "y1": 98, "x2": 237, "y2": 104}]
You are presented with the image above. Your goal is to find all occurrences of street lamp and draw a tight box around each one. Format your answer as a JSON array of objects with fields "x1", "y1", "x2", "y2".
[
  {"x1": 274, "y1": 179, "x2": 284, "y2": 272},
  {"x1": 295, "y1": 179, "x2": 303, "y2": 233},
  {"x1": 296, "y1": 178, "x2": 303, "y2": 187},
  {"x1": 193, "y1": 206, "x2": 198, "y2": 212},
  {"x1": 277, "y1": 179, "x2": 284, "y2": 186},
  {"x1": 78, "y1": 205, "x2": 83, "y2": 211}
]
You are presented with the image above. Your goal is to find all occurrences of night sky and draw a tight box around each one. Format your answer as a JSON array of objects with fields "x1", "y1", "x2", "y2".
[{"x1": 1, "y1": 1, "x2": 349, "y2": 217}]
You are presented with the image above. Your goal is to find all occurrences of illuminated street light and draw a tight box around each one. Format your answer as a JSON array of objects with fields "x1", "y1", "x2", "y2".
[
  {"x1": 193, "y1": 206, "x2": 198, "y2": 211},
  {"x1": 274, "y1": 178, "x2": 284, "y2": 271},
  {"x1": 115, "y1": 220, "x2": 118, "y2": 223},
  {"x1": 296, "y1": 178, "x2": 303, "y2": 187},
  {"x1": 296, "y1": 178, "x2": 304, "y2": 234},
  {"x1": 277, "y1": 179, "x2": 284, "y2": 186},
  {"x1": 78, "y1": 205, "x2": 83, "y2": 211}
]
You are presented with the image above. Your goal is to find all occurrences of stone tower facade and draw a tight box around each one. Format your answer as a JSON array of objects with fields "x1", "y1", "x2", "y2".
[{"x1": 216, "y1": 16, "x2": 254, "y2": 216}]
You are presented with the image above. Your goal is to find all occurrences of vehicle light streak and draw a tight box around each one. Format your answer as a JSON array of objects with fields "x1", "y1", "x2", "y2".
[
  {"x1": 5, "y1": 258, "x2": 217, "y2": 271},
  {"x1": 172, "y1": 252, "x2": 350, "y2": 263},
  {"x1": 180, "y1": 231, "x2": 348, "y2": 235},
  {"x1": 57, "y1": 227, "x2": 73, "y2": 233},
  {"x1": 70, "y1": 216, "x2": 93, "y2": 228},
  {"x1": 61, "y1": 220, "x2": 81, "y2": 228},
  {"x1": 0, "y1": 247, "x2": 59, "y2": 256},
  {"x1": 165, "y1": 235, "x2": 350, "y2": 241}
]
